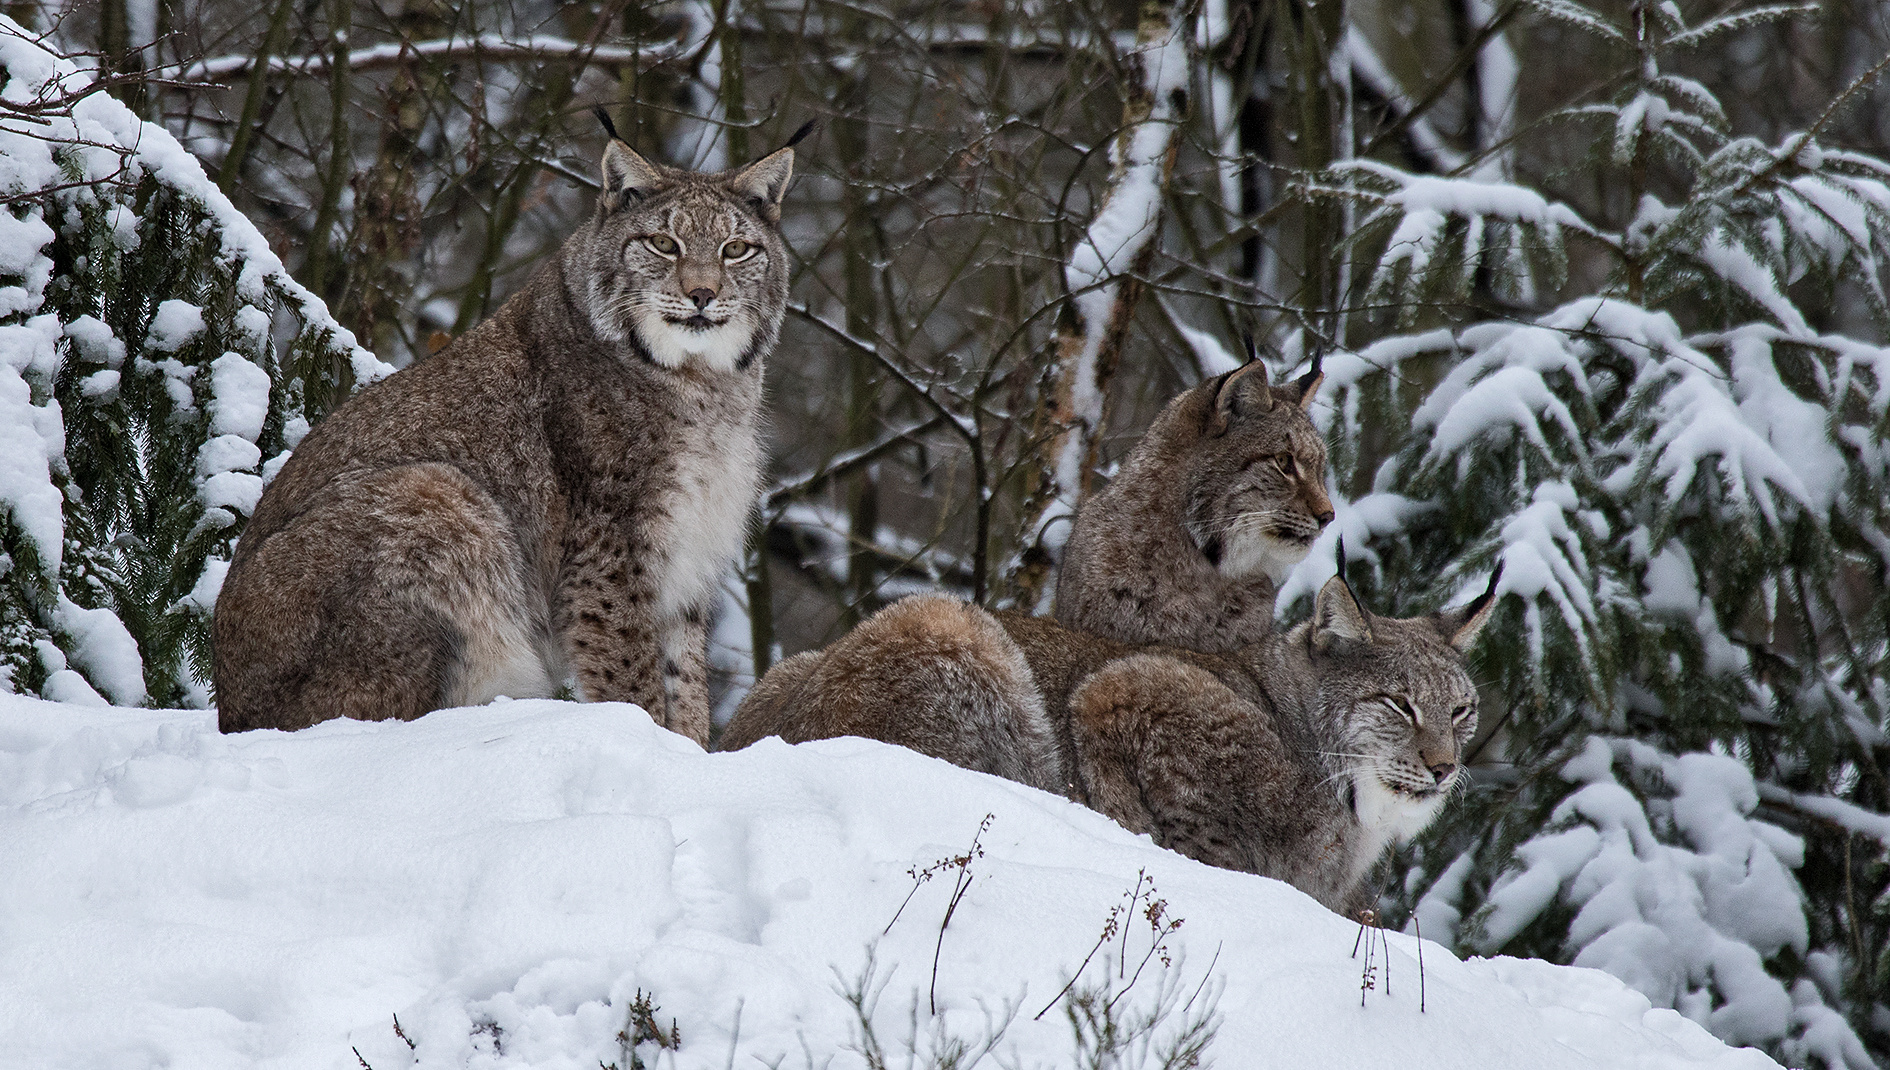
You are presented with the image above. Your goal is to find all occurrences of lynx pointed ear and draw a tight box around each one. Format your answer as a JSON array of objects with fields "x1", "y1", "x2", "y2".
[
  {"x1": 729, "y1": 146, "x2": 795, "y2": 223},
  {"x1": 1210, "y1": 359, "x2": 1273, "y2": 434},
  {"x1": 601, "y1": 140, "x2": 666, "y2": 210},
  {"x1": 1313, "y1": 572, "x2": 1373, "y2": 652},
  {"x1": 1289, "y1": 350, "x2": 1325, "y2": 411},
  {"x1": 1435, "y1": 562, "x2": 1505, "y2": 652}
]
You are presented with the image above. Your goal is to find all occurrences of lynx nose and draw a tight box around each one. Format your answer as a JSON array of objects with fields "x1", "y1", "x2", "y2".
[
  {"x1": 1314, "y1": 505, "x2": 1335, "y2": 526},
  {"x1": 1429, "y1": 761, "x2": 1457, "y2": 784},
  {"x1": 688, "y1": 287, "x2": 717, "y2": 310}
]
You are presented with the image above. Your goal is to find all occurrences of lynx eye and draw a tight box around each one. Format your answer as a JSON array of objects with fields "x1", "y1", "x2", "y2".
[
  {"x1": 722, "y1": 239, "x2": 756, "y2": 261},
  {"x1": 1377, "y1": 695, "x2": 1421, "y2": 726},
  {"x1": 1274, "y1": 454, "x2": 1297, "y2": 476},
  {"x1": 1451, "y1": 704, "x2": 1474, "y2": 724},
  {"x1": 645, "y1": 234, "x2": 680, "y2": 256}
]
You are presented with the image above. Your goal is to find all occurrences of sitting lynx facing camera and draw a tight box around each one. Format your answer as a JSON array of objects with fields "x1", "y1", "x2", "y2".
[{"x1": 215, "y1": 120, "x2": 804, "y2": 745}]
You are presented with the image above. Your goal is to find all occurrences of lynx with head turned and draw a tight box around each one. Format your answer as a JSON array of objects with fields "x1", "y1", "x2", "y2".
[
  {"x1": 1055, "y1": 353, "x2": 1333, "y2": 653},
  {"x1": 214, "y1": 124, "x2": 800, "y2": 743},
  {"x1": 721, "y1": 562, "x2": 1498, "y2": 913}
]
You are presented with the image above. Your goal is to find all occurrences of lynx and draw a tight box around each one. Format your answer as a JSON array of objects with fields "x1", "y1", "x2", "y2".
[
  {"x1": 1055, "y1": 353, "x2": 1333, "y2": 653},
  {"x1": 721, "y1": 562, "x2": 1499, "y2": 913},
  {"x1": 214, "y1": 122, "x2": 800, "y2": 744}
]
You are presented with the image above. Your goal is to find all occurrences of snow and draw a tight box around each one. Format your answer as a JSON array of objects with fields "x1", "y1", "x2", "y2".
[
  {"x1": 0, "y1": 693, "x2": 1783, "y2": 1070},
  {"x1": 64, "y1": 314, "x2": 126, "y2": 368},
  {"x1": 1345, "y1": 159, "x2": 1593, "y2": 302},
  {"x1": 77, "y1": 368, "x2": 120, "y2": 399},
  {"x1": 0, "y1": 211, "x2": 54, "y2": 318},
  {"x1": 1275, "y1": 491, "x2": 1433, "y2": 610},
  {"x1": 200, "y1": 470, "x2": 266, "y2": 516},
  {"x1": 39, "y1": 667, "x2": 109, "y2": 706},
  {"x1": 0, "y1": 313, "x2": 67, "y2": 576},
  {"x1": 197, "y1": 434, "x2": 264, "y2": 481},
  {"x1": 1490, "y1": 483, "x2": 1599, "y2": 667},
  {"x1": 208, "y1": 351, "x2": 274, "y2": 441},
  {"x1": 1697, "y1": 232, "x2": 1810, "y2": 337},
  {"x1": 1172, "y1": 318, "x2": 1242, "y2": 376},
  {"x1": 53, "y1": 596, "x2": 147, "y2": 706},
  {"x1": 1472, "y1": 738, "x2": 1841, "y2": 1059},
  {"x1": 178, "y1": 555, "x2": 230, "y2": 614},
  {"x1": 145, "y1": 298, "x2": 208, "y2": 353},
  {"x1": 179, "y1": 33, "x2": 656, "y2": 80},
  {"x1": 1640, "y1": 347, "x2": 1814, "y2": 529}
]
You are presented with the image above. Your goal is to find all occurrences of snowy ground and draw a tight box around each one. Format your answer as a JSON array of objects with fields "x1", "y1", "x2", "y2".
[{"x1": 1, "y1": 693, "x2": 1780, "y2": 1070}]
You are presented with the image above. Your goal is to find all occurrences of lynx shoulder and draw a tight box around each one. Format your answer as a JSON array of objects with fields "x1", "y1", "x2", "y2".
[
  {"x1": 1055, "y1": 355, "x2": 1333, "y2": 653},
  {"x1": 214, "y1": 130, "x2": 800, "y2": 744},
  {"x1": 720, "y1": 570, "x2": 1499, "y2": 914}
]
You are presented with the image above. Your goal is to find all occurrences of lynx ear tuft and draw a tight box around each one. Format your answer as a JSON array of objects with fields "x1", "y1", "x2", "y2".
[
  {"x1": 1313, "y1": 571, "x2": 1373, "y2": 652},
  {"x1": 782, "y1": 119, "x2": 818, "y2": 150},
  {"x1": 1289, "y1": 349, "x2": 1324, "y2": 411},
  {"x1": 601, "y1": 140, "x2": 666, "y2": 210},
  {"x1": 1435, "y1": 562, "x2": 1504, "y2": 652},
  {"x1": 729, "y1": 147, "x2": 795, "y2": 223},
  {"x1": 592, "y1": 105, "x2": 621, "y2": 143},
  {"x1": 1210, "y1": 358, "x2": 1273, "y2": 433}
]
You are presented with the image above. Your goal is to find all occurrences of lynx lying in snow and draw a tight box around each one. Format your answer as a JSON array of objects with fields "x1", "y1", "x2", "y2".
[
  {"x1": 1055, "y1": 351, "x2": 1333, "y2": 653},
  {"x1": 215, "y1": 120, "x2": 801, "y2": 744},
  {"x1": 720, "y1": 564, "x2": 1499, "y2": 913}
]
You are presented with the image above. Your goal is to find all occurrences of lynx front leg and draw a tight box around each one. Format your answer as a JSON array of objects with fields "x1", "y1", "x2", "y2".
[
  {"x1": 658, "y1": 607, "x2": 712, "y2": 745},
  {"x1": 555, "y1": 535, "x2": 672, "y2": 723}
]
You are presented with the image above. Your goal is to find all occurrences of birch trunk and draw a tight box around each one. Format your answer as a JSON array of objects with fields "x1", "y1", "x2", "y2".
[{"x1": 1009, "y1": 0, "x2": 1191, "y2": 611}]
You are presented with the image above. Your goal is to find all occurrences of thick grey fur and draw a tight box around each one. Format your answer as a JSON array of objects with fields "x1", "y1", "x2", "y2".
[
  {"x1": 1055, "y1": 357, "x2": 1333, "y2": 653},
  {"x1": 215, "y1": 136, "x2": 798, "y2": 744},
  {"x1": 720, "y1": 578, "x2": 1498, "y2": 915}
]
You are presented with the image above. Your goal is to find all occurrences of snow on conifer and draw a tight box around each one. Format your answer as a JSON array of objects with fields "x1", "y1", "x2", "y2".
[
  {"x1": 0, "y1": 17, "x2": 386, "y2": 706},
  {"x1": 1281, "y1": 2, "x2": 1890, "y2": 1064}
]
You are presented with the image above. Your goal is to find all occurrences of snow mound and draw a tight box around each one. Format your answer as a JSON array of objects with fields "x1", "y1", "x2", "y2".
[{"x1": 0, "y1": 693, "x2": 1779, "y2": 1069}]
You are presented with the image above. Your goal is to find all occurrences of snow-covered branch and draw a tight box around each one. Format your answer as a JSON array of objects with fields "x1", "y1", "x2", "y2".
[{"x1": 176, "y1": 34, "x2": 667, "y2": 81}]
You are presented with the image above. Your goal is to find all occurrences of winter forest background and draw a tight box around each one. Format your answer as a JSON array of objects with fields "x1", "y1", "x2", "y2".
[{"x1": 3, "y1": 0, "x2": 1890, "y2": 1064}]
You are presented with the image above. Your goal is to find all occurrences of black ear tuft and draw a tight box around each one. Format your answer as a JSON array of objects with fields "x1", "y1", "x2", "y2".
[
  {"x1": 783, "y1": 119, "x2": 817, "y2": 150},
  {"x1": 1240, "y1": 332, "x2": 1261, "y2": 364},
  {"x1": 593, "y1": 105, "x2": 621, "y2": 143},
  {"x1": 1298, "y1": 348, "x2": 1324, "y2": 389},
  {"x1": 1335, "y1": 536, "x2": 1348, "y2": 589},
  {"x1": 1291, "y1": 348, "x2": 1325, "y2": 409},
  {"x1": 1438, "y1": 560, "x2": 1506, "y2": 652}
]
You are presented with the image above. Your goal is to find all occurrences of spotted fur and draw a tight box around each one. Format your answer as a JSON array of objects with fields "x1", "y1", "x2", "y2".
[{"x1": 214, "y1": 137, "x2": 796, "y2": 743}]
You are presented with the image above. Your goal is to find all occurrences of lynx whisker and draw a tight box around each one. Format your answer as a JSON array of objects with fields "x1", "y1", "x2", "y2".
[{"x1": 1209, "y1": 508, "x2": 1291, "y2": 537}]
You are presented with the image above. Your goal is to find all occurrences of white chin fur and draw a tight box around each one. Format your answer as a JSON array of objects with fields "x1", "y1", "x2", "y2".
[
  {"x1": 1219, "y1": 529, "x2": 1311, "y2": 585},
  {"x1": 634, "y1": 311, "x2": 752, "y2": 374},
  {"x1": 1349, "y1": 774, "x2": 1447, "y2": 886}
]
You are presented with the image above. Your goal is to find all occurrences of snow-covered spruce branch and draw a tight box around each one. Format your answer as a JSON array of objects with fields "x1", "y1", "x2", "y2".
[{"x1": 0, "y1": 16, "x2": 384, "y2": 704}]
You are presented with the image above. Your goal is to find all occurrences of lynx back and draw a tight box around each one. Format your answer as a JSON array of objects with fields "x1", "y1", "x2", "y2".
[
  {"x1": 214, "y1": 131, "x2": 798, "y2": 743},
  {"x1": 1055, "y1": 356, "x2": 1333, "y2": 653}
]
